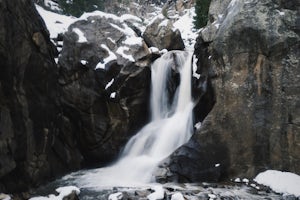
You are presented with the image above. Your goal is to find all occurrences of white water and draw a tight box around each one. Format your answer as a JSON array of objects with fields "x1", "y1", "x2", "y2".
[{"x1": 64, "y1": 51, "x2": 194, "y2": 189}]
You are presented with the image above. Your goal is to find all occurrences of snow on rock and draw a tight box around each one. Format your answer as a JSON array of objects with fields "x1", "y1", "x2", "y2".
[
  {"x1": 208, "y1": 194, "x2": 217, "y2": 199},
  {"x1": 35, "y1": 5, "x2": 76, "y2": 39},
  {"x1": 171, "y1": 192, "x2": 184, "y2": 200},
  {"x1": 72, "y1": 28, "x2": 88, "y2": 43},
  {"x1": 242, "y1": 178, "x2": 249, "y2": 184},
  {"x1": 80, "y1": 60, "x2": 88, "y2": 65},
  {"x1": 234, "y1": 178, "x2": 241, "y2": 183},
  {"x1": 254, "y1": 170, "x2": 300, "y2": 196},
  {"x1": 110, "y1": 92, "x2": 116, "y2": 99},
  {"x1": 0, "y1": 193, "x2": 11, "y2": 200},
  {"x1": 173, "y1": 7, "x2": 199, "y2": 50},
  {"x1": 108, "y1": 192, "x2": 123, "y2": 200},
  {"x1": 149, "y1": 47, "x2": 160, "y2": 54},
  {"x1": 147, "y1": 185, "x2": 165, "y2": 200},
  {"x1": 123, "y1": 37, "x2": 143, "y2": 46},
  {"x1": 29, "y1": 186, "x2": 80, "y2": 200},
  {"x1": 43, "y1": 0, "x2": 62, "y2": 12},
  {"x1": 116, "y1": 46, "x2": 135, "y2": 62},
  {"x1": 120, "y1": 14, "x2": 142, "y2": 23},
  {"x1": 95, "y1": 44, "x2": 117, "y2": 70},
  {"x1": 105, "y1": 78, "x2": 115, "y2": 90}
]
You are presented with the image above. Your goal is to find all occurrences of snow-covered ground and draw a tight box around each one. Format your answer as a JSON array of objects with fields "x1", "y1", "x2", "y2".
[
  {"x1": 29, "y1": 186, "x2": 80, "y2": 200},
  {"x1": 36, "y1": 3, "x2": 199, "y2": 50},
  {"x1": 173, "y1": 7, "x2": 199, "y2": 50},
  {"x1": 254, "y1": 170, "x2": 300, "y2": 197},
  {"x1": 36, "y1": 5, "x2": 76, "y2": 39}
]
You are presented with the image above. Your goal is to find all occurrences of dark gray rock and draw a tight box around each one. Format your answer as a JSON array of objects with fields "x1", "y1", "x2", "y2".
[
  {"x1": 58, "y1": 13, "x2": 151, "y2": 164},
  {"x1": 143, "y1": 15, "x2": 185, "y2": 51},
  {"x1": 0, "y1": 0, "x2": 82, "y2": 193},
  {"x1": 158, "y1": 0, "x2": 300, "y2": 182}
]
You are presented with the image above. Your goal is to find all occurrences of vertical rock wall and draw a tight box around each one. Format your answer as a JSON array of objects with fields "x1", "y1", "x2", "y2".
[
  {"x1": 0, "y1": 0, "x2": 82, "y2": 192},
  {"x1": 159, "y1": 0, "x2": 300, "y2": 182}
]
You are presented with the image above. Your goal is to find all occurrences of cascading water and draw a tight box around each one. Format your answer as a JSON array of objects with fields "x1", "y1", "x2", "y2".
[{"x1": 65, "y1": 51, "x2": 194, "y2": 189}]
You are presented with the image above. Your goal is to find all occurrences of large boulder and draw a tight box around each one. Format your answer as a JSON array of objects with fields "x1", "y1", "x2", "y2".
[
  {"x1": 143, "y1": 15, "x2": 185, "y2": 51},
  {"x1": 58, "y1": 12, "x2": 151, "y2": 164},
  {"x1": 0, "y1": 0, "x2": 82, "y2": 192},
  {"x1": 157, "y1": 0, "x2": 300, "y2": 182}
]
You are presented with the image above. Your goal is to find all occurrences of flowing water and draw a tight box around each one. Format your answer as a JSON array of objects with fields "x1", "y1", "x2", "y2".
[{"x1": 60, "y1": 51, "x2": 194, "y2": 189}]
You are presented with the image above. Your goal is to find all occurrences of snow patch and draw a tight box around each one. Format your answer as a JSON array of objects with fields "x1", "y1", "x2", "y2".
[
  {"x1": 242, "y1": 178, "x2": 249, "y2": 184},
  {"x1": 192, "y1": 55, "x2": 200, "y2": 79},
  {"x1": 105, "y1": 78, "x2": 115, "y2": 90},
  {"x1": 149, "y1": 47, "x2": 160, "y2": 54},
  {"x1": 194, "y1": 122, "x2": 201, "y2": 130},
  {"x1": 116, "y1": 46, "x2": 135, "y2": 62},
  {"x1": 234, "y1": 178, "x2": 241, "y2": 183},
  {"x1": 110, "y1": 23, "x2": 136, "y2": 37},
  {"x1": 80, "y1": 60, "x2": 88, "y2": 65},
  {"x1": 147, "y1": 185, "x2": 165, "y2": 200},
  {"x1": 29, "y1": 186, "x2": 80, "y2": 200},
  {"x1": 208, "y1": 194, "x2": 217, "y2": 199},
  {"x1": 80, "y1": 11, "x2": 121, "y2": 22},
  {"x1": 72, "y1": 28, "x2": 88, "y2": 43},
  {"x1": 254, "y1": 170, "x2": 300, "y2": 196},
  {"x1": 173, "y1": 8, "x2": 199, "y2": 50},
  {"x1": 123, "y1": 37, "x2": 143, "y2": 46},
  {"x1": 43, "y1": 0, "x2": 61, "y2": 11},
  {"x1": 35, "y1": 5, "x2": 76, "y2": 38},
  {"x1": 108, "y1": 192, "x2": 123, "y2": 200},
  {"x1": 159, "y1": 19, "x2": 169, "y2": 27},
  {"x1": 121, "y1": 14, "x2": 142, "y2": 23},
  {"x1": 0, "y1": 194, "x2": 11, "y2": 200},
  {"x1": 171, "y1": 192, "x2": 184, "y2": 200},
  {"x1": 110, "y1": 92, "x2": 116, "y2": 99},
  {"x1": 95, "y1": 44, "x2": 117, "y2": 70}
]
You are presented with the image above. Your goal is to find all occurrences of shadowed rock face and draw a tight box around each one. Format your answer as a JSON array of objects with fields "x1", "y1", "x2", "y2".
[
  {"x1": 0, "y1": 0, "x2": 152, "y2": 193},
  {"x1": 58, "y1": 13, "x2": 152, "y2": 165},
  {"x1": 0, "y1": 0, "x2": 82, "y2": 192},
  {"x1": 157, "y1": 0, "x2": 300, "y2": 182}
]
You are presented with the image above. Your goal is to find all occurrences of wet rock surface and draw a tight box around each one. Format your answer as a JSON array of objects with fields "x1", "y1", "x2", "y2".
[{"x1": 160, "y1": 0, "x2": 300, "y2": 182}]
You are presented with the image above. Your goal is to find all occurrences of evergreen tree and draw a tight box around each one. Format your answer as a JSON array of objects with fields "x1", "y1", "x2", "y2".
[{"x1": 193, "y1": 0, "x2": 211, "y2": 29}]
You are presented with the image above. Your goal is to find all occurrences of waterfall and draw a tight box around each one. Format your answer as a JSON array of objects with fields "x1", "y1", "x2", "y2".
[{"x1": 70, "y1": 51, "x2": 194, "y2": 188}]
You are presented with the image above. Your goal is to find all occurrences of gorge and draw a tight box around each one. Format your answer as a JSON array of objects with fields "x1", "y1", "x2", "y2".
[{"x1": 0, "y1": 0, "x2": 299, "y2": 199}]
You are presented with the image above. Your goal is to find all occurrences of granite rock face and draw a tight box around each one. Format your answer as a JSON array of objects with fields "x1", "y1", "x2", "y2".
[
  {"x1": 0, "y1": 0, "x2": 82, "y2": 192},
  {"x1": 58, "y1": 12, "x2": 151, "y2": 164},
  {"x1": 143, "y1": 15, "x2": 185, "y2": 51},
  {"x1": 0, "y1": 0, "x2": 152, "y2": 193},
  {"x1": 158, "y1": 0, "x2": 300, "y2": 182}
]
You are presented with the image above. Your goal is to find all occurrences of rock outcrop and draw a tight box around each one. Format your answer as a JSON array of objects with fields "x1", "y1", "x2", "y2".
[
  {"x1": 58, "y1": 12, "x2": 151, "y2": 164},
  {"x1": 158, "y1": 0, "x2": 300, "y2": 182},
  {"x1": 143, "y1": 15, "x2": 185, "y2": 51},
  {"x1": 0, "y1": 0, "x2": 152, "y2": 193},
  {"x1": 0, "y1": 0, "x2": 82, "y2": 192}
]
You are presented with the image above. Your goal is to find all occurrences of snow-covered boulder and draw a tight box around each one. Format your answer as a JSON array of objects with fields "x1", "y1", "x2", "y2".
[
  {"x1": 143, "y1": 15, "x2": 185, "y2": 51},
  {"x1": 60, "y1": 11, "x2": 151, "y2": 69}
]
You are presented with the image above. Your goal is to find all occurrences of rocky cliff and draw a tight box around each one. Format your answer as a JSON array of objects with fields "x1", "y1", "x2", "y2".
[
  {"x1": 0, "y1": 0, "x2": 187, "y2": 193},
  {"x1": 0, "y1": 0, "x2": 82, "y2": 192},
  {"x1": 158, "y1": 0, "x2": 300, "y2": 182}
]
